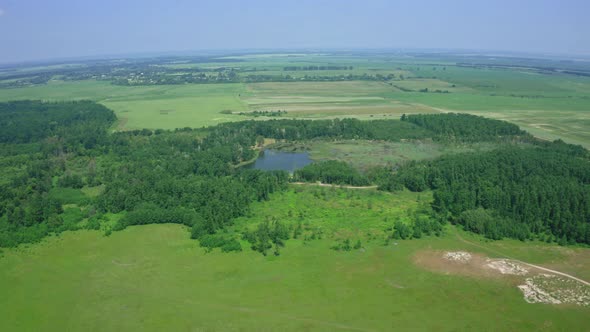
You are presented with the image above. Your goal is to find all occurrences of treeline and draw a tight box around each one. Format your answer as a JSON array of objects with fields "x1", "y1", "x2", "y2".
[
  {"x1": 283, "y1": 66, "x2": 352, "y2": 71},
  {"x1": 0, "y1": 101, "x2": 118, "y2": 246},
  {"x1": 401, "y1": 113, "x2": 528, "y2": 142},
  {"x1": 237, "y1": 110, "x2": 287, "y2": 117},
  {"x1": 112, "y1": 72, "x2": 397, "y2": 86},
  {"x1": 0, "y1": 101, "x2": 297, "y2": 247},
  {"x1": 206, "y1": 118, "x2": 433, "y2": 142},
  {"x1": 3, "y1": 104, "x2": 586, "y2": 251},
  {"x1": 0, "y1": 56, "x2": 244, "y2": 88},
  {"x1": 0, "y1": 59, "x2": 403, "y2": 87},
  {"x1": 0, "y1": 111, "x2": 428, "y2": 248},
  {"x1": 0, "y1": 100, "x2": 116, "y2": 146},
  {"x1": 240, "y1": 73, "x2": 396, "y2": 84},
  {"x1": 381, "y1": 143, "x2": 590, "y2": 244},
  {"x1": 293, "y1": 160, "x2": 370, "y2": 186},
  {"x1": 0, "y1": 74, "x2": 53, "y2": 88}
]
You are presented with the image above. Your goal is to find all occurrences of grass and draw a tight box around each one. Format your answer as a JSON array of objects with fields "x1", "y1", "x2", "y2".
[
  {"x1": 0, "y1": 80, "x2": 249, "y2": 130},
  {"x1": 242, "y1": 81, "x2": 435, "y2": 120},
  {"x1": 391, "y1": 78, "x2": 474, "y2": 93},
  {"x1": 1, "y1": 54, "x2": 589, "y2": 144},
  {"x1": 233, "y1": 186, "x2": 424, "y2": 237},
  {"x1": 0, "y1": 187, "x2": 588, "y2": 331},
  {"x1": 242, "y1": 74, "x2": 590, "y2": 146},
  {"x1": 1, "y1": 53, "x2": 590, "y2": 331}
]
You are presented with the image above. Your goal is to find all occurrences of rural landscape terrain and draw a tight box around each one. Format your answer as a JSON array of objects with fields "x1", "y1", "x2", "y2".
[{"x1": 1, "y1": 50, "x2": 590, "y2": 331}]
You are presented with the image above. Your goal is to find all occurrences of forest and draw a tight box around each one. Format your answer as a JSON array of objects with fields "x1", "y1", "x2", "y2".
[
  {"x1": 382, "y1": 143, "x2": 590, "y2": 244},
  {"x1": 293, "y1": 160, "x2": 370, "y2": 186},
  {"x1": 0, "y1": 101, "x2": 588, "y2": 252}
]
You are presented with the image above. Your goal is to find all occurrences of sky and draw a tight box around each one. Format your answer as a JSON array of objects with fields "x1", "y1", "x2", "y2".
[{"x1": 0, "y1": 0, "x2": 588, "y2": 63}]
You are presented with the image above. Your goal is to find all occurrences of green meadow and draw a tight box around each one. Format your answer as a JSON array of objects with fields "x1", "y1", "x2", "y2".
[
  {"x1": 0, "y1": 80, "x2": 248, "y2": 129},
  {"x1": 1, "y1": 54, "x2": 589, "y2": 145},
  {"x1": 1, "y1": 187, "x2": 588, "y2": 331}
]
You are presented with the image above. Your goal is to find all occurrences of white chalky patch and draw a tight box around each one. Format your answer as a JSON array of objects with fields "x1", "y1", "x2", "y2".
[
  {"x1": 443, "y1": 251, "x2": 472, "y2": 263},
  {"x1": 518, "y1": 274, "x2": 590, "y2": 306},
  {"x1": 486, "y1": 259, "x2": 528, "y2": 275}
]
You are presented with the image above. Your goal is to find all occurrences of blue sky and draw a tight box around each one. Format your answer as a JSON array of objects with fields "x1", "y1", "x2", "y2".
[{"x1": 0, "y1": 0, "x2": 588, "y2": 63}]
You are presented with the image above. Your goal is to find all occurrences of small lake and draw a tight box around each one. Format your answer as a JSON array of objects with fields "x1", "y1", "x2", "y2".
[{"x1": 245, "y1": 149, "x2": 312, "y2": 173}]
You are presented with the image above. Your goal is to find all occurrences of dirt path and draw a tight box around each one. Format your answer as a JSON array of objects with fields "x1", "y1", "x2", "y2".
[
  {"x1": 453, "y1": 227, "x2": 590, "y2": 286},
  {"x1": 290, "y1": 182, "x2": 378, "y2": 190}
]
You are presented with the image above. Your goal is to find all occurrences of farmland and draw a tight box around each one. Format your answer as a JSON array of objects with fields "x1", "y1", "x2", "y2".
[
  {"x1": 0, "y1": 80, "x2": 248, "y2": 129},
  {"x1": 1, "y1": 53, "x2": 589, "y2": 145}
]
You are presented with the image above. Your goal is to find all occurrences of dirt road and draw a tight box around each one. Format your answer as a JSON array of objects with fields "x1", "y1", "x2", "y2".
[
  {"x1": 453, "y1": 227, "x2": 590, "y2": 286},
  {"x1": 289, "y1": 182, "x2": 378, "y2": 189}
]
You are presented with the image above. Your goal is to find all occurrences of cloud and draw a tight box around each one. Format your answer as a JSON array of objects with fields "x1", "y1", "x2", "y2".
[{"x1": 0, "y1": 9, "x2": 5, "y2": 16}]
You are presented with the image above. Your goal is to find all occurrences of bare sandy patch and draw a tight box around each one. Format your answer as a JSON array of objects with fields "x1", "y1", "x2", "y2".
[
  {"x1": 443, "y1": 251, "x2": 472, "y2": 263},
  {"x1": 486, "y1": 259, "x2": 529, "y2": 275},
  {"x1": 413, "y1": 250, "x2": 501, "y2": 279},
  {"x1": 519, "y1": 274, "x2": 590, "y2": 306},
  {"x1": 414, "y1": 250, "x2": 590, "y2": 306}
]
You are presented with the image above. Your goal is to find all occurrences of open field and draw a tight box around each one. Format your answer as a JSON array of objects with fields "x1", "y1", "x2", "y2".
[
  {"x1": 242, "y1": 81, "x2": 430, "y2": 119},
  {"x1": 0, "y1": 80, "x2": 248, "y2": 129},
  {"x1": 242, "y1": 78, "x2": 590, "y2": 146},
  {"x1": 1, "y1": 187, "x2": 589, "y2": 331},
  {"x1": 1, "y1": 53, "x2": 589, "y2": 145},
  {"x1": 391, "y1": 78, "x2": 475, "y2": 93}
]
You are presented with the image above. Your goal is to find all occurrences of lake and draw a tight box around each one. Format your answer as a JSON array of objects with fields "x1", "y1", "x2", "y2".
[{"x1": 246, "y1": 149, "x2": 312, "y2": 173}]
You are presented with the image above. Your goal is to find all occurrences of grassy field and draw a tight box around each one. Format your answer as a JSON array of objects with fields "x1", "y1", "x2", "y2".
[
  {"x1": 0, "y1": 80, "x2": 248, "y2": 129},
  {"x1": 1, "y1": 53, "x2": 589, "y2": 144},
  {"x1": 242, "y1": 81, "x2": 433, "y2": 120},
  {"x1": 2, "y1": 53, "x2": 590, "y2": 331},
  {"x1": 1, "y1": 187, "x2": 588, "y2": 331}
]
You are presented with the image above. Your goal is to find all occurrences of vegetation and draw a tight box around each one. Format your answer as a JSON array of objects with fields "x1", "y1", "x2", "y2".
[
  {"x1": 401, "y1": 113, "x2": 528, "y2": 142},
  {"x1": 237, "y1": 110, "x2": 287, "y2": 117},
  {"x1": 1, "y1": 52, "x2": 590, "y2": 331},
  {"x1": 293, "y1": 160, "x2": 370, "y2": 186},
  {"x1": 378, "y1": 120, "x2": 590, "y2": 244},
  {"x1": 0, "y1": 100, "x2": 115, "y2": 145},
  {"x1": 1, "y1": 101, "x2": 587, "y2": 250},
  {"x1": 2, "y1": 222, "x2": 589, "y2": 331},
  {"x1": 3, "y1": 52, "x2": 590, "y2": 146}
]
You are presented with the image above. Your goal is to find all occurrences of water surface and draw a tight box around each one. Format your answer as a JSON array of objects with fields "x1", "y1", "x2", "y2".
[{"x1": 246, "y1": 149, "x2": 312, "y2": 173}]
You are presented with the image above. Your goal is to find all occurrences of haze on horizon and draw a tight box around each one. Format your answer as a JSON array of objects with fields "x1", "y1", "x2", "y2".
[{"x1": 0, "y1": 0, "x2": 588, "y2": 63}]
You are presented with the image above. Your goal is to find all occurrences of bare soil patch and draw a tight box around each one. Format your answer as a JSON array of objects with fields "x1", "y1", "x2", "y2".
[
  {"x1": 486, "y1": 259, "x2": 529, "y2": 275},
  {"x1": 414, "y1": 250, "x2": 502, "y2": 279},
  {"x1": 519, "y1": 274, "x2": 590, "y2": 306},
  {"x1": 414, "y1": 250, "x2": 590, "y2": 306}
]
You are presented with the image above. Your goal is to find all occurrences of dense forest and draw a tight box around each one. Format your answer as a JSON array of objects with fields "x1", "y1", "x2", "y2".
[
  {"x1": 0, "y1": 102, "x2": 588, "y2": 251},
  {"x1": 382, "y1": 144, "x2": 590, "y2": 244},
  {"x1": 293, "y1": 160, "x2": 370, "y2": 186},
  {"x1": 0, "y1": 100, "x2": 116, "y2": 146},
  {"x1": 401, "y1": 113, "x2": 528, "y2": 142}
]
